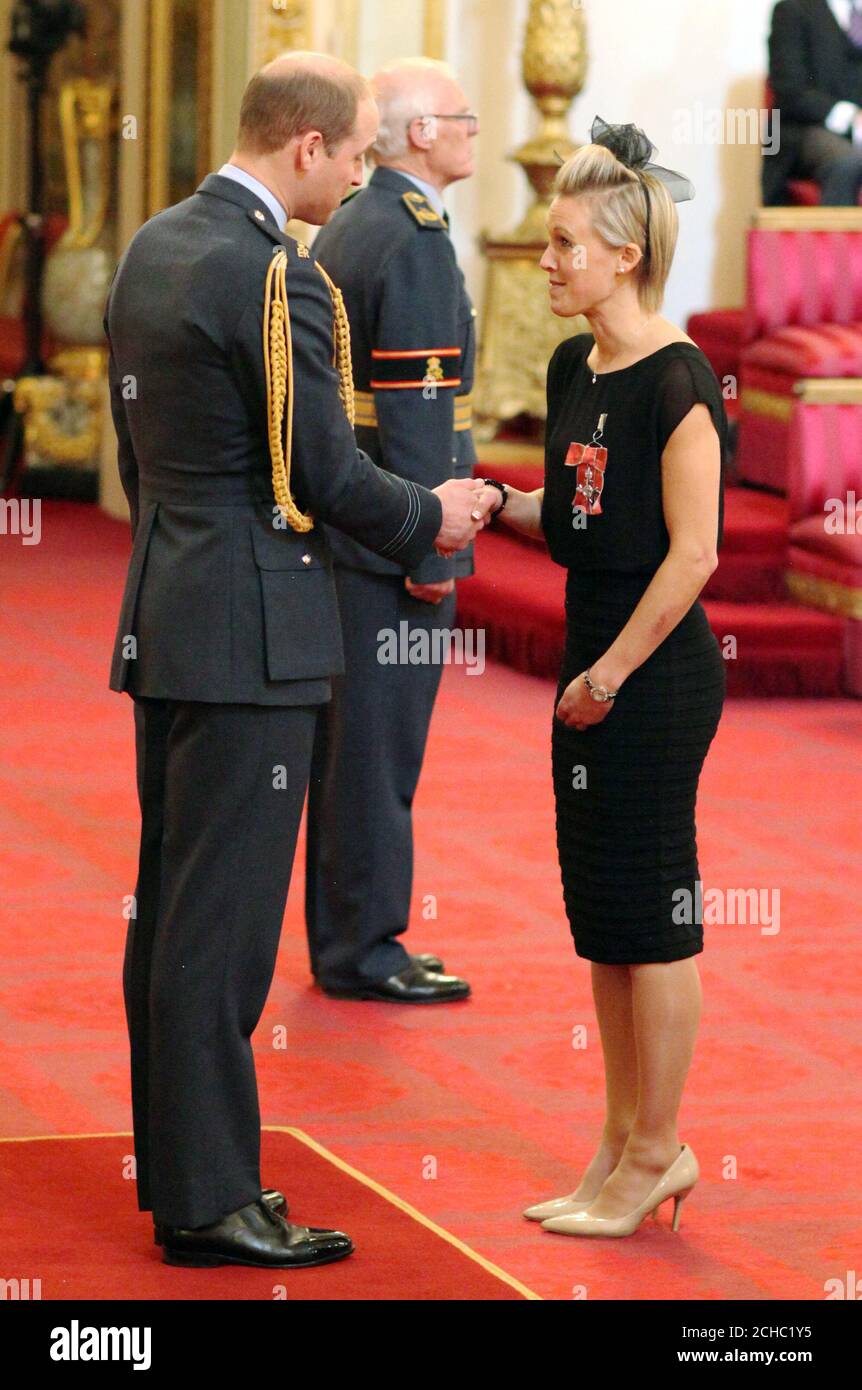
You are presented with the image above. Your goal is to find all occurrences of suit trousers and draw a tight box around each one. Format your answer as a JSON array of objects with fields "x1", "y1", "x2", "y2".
[
  {"x1": 125, "y1": 696, "x2": 316, "y2": 1228},
  {"x1": 795, "y1": 126, "x2": 862, "y2": 205},
  {"x1": 305, "y1": 567, "x2": 457, "y2": 987}
]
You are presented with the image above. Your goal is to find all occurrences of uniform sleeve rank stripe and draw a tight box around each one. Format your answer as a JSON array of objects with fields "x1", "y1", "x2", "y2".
[
  {"x1": 371, "y1": 348, "x2": 460, "y2": 359},
  {"x1": 370, "y1": 379, "x2": 462, "y2": 390},
  {"x1": 380, "y1": 478, "x2": 421, "y2": 555},
  {"x1": 370, "y1": 349, "x2": 462, "y2": 389}
]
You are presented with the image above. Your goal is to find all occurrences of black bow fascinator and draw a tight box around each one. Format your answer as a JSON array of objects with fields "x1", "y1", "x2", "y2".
[
  {"x1": 585, "y1": 116, "x2": 695, "y2": 273},
  {"x1": 589, "y1": 116, "x2": 695, "y2": 203}
]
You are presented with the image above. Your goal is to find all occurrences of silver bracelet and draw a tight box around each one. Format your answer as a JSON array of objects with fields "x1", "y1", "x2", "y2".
[{"x1": 584, "y1": 668, "x2": 618, "y2": 703}]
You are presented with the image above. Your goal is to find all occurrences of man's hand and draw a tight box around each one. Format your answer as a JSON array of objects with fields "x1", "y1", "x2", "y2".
[
  {"x1": 405, "y1": 577, "x2": 455, "y2": 605},
  {"x1": 432, "y1": 477, "x2": 494, "y2": 558}
]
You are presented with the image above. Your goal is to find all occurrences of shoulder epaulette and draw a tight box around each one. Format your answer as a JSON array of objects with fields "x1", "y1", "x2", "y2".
[{"x1": 401, "y1": 190, "x2": 446, "y2": 230}]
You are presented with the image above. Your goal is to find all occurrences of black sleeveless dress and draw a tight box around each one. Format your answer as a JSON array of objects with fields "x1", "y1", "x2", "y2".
[{"x1": 542, "y1": 334, "x2": 727, "y2": 965}]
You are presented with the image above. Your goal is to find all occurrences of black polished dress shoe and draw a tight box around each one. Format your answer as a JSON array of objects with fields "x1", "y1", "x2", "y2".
[
  {"x1": 313, "y1": 952, "x2": 444, "y2": 982},
  {"x1": 160, "y1": 1198, "x2": 353, "y2": 1268},
  {"x1": 154, "y1": 1187, "x2": 286, "y2": 1246},
  {"x1": 412, "y1": 952, "x2": 444, "y2": 972},
  {"x1": 322, "y1": 960, "x2": 470, "y2": 1003}
]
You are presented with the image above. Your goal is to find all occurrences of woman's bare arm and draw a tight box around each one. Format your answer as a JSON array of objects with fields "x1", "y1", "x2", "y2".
[{"x1": 478, "y1": 484, "x2": 545, "y2": 540}]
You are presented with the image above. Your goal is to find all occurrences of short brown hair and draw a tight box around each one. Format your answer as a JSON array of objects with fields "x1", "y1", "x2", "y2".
[{"x1": 236, "y1": 65, "x2": 370, "y2": 156}]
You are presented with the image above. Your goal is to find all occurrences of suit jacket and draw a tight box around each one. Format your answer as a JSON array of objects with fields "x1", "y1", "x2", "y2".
[
  {"x1": 105, "y1": 173, "x2": 443, "y2": 705},
  {"x1": 764, "y1": 0, "x2": 862, "y2": 203},
  {"x1": 311, "y1": 166, "x2": 478, "y2": 584}
]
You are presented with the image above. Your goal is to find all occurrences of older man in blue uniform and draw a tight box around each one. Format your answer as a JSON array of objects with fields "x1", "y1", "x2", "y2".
[{"x1": 306, "y1": 59, "x2": 480, "y2": 1002}]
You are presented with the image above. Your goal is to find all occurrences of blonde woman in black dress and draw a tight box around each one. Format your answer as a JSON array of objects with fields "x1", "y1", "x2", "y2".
[{"x1": 477, "y1": 120, "x2": 726, "y2": 1237}]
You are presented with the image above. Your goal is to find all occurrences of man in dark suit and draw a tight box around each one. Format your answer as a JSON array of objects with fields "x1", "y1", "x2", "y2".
[
  {"x1": 766, "y1": 0, "x2": 862, "y2": 204},
  {"x1": 305, "y1": 59, "x2": 480, "y2": 1004},
  {"x1": 106, "y1": 51, "x2": 489, "y2": 1269}
]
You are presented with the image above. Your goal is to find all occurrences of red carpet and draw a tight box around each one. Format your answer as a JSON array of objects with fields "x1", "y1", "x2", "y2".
[
  {"x1": 0, "y1": 1130, "x2": 531, "y2": 1299},
  {"x1": 461, "y1": 461, "x2": 846, "y2": 695},
  {"x1": 1, "y1": 502, "x2": 861, "y2": 1300}
]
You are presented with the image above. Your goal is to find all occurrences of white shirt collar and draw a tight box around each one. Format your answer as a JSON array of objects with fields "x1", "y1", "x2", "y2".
[{"x1": 217, "y1": 163, "x2": 287, "y2": 231}]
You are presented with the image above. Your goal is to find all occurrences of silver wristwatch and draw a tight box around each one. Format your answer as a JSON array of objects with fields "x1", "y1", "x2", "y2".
[{"x1": 583, "y1": 668, "x2": 619, "y2": 703}]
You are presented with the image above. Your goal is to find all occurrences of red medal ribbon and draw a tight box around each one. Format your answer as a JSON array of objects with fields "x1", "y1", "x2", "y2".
[{"x1": 565, "y1": 440, "x2": 608, "y2": 515}]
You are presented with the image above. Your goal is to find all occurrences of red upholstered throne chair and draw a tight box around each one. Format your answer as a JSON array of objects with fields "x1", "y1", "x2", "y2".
[
  {"x1": 685, "y1": 307, "x2": 746, "y2": 413},
  {"x1": 684, "y1": 80, "x2": 862, "y2": 411},
  {"x1": 735, "y1": 207, "x2": 862, "y2": 491},
  {"x1": 784, "y1": 385, "x2": 862, "y2": 695}
]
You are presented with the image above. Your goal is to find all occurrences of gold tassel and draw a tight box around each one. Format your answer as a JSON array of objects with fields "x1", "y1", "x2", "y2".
[
  {"x1": 262, "y1": 251, "x2": 357, "y2": 530},
  {"x1": 263, "y1": 249, "x2": 313, "y2": 532},
  {"x1": 315, "y1": 260, "x2": 356, "y2": 429}
]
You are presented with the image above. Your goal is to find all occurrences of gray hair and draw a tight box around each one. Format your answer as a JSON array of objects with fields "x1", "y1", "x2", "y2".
[{"x1": 369, "y1": 58, "x2": 459, "y2": 162}]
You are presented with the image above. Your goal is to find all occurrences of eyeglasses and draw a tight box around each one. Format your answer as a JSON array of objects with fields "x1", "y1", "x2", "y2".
[{"x1": 414, "y1": 113, "x2": 479, "y2": 135}]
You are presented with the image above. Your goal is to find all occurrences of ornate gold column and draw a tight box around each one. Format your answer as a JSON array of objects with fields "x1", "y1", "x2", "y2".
[
  {"x1": 475, "y1": 0, "x2": 588, "y2": 437},
  {"x1": 146, "y1": 0, "x2": 215, "y2": 218},
  {"x1": 0, "y1": 0, "x2": 26, "y2": 213},
  {"x1": 250, "y1": 0, "x2": 313, "y2": 67},
  {"x1": 423, "y1": 0, "x2": 446, "y2": 60}
]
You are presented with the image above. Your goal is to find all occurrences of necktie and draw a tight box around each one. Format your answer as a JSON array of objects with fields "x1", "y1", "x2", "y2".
[{"x1": 849, "y1": 1, "x2": 862, "y2": 48}]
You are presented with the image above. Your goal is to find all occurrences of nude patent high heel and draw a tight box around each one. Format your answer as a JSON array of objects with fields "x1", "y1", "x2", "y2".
[
  {"x1": 540, "y1": 1143, "x2": 699, "y2": 1238},
  {"x1": 522, "y1": 1193, "x2": 593, "y2": 1222},
  {"x1": 525, "y1": 1193, "x2": 661, "y2": 1223}
]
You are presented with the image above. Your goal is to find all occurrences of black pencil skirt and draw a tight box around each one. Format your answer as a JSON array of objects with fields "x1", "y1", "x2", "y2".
[{"x1": 551, "y1": 569, "x2": 726, "y2": 965}]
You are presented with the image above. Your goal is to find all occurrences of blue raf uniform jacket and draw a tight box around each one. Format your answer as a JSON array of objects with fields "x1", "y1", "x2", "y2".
[
  {"x1": 104, "y1": 173, "x2": 443, "y2": 705},
  {"x1": 311, "y1": 165, "x2": 478, "y2": 584}
]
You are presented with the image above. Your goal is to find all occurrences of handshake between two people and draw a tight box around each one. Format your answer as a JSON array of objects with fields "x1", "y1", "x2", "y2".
[
  {"x1": 403, "y1": 480, "x2": 501, "y2": 607},
  {"x1": 431, "y1": 478, "x2": 502, "y2": 560}
]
